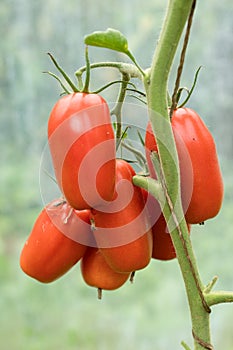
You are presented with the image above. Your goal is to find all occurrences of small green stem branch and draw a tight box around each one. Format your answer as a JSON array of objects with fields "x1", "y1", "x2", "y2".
[
  {"x1": 170, "y1": 0, "x2": 196, "y2": 116},
  {"x1": 75, "y1": 62, "x2": 142, "y2": 81},
  {"x1": 181, "y1": 341, "x2": 192, "y2": 350},
  {"x1": 205, "y1": 291, "x2": 233, "y2": 307},
  {"x1": 140, "y1": 0, "x2": 214, "y2": 349},
  {"x1": 82, "y1": 46, "x2": 91, "y2": 93},
  {"x1": 133, "y1": 175, "x2": 165, "y2": 205},
  {"x1": 121, "y1": 142, "x2": 147, "y2": 173},
  {"x1": 111, "y1": 72, "x2": 130, "y2": 140}
]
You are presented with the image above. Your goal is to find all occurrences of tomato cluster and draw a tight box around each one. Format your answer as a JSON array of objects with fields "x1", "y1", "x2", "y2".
[
  {"x1": 20, "y1": 92, "x2": 224, "y2": 297},
  {"x1": 20, "y1": 92, "x2": 153, "y2": 297}
]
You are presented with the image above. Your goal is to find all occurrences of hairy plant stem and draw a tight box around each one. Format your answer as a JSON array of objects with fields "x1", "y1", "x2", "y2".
[
  {"x1": 205, "y1": 291, "x2": 233, "y2": 307},
  {"x1": 142, "y1": 0, "x2": 213, "y2": 349},
  {"x1": 75, "y1": 62, "x2": 142, "y2": 80},
  {"x1": 111, "y1": 72, "x2": 130, "y2": 141}
]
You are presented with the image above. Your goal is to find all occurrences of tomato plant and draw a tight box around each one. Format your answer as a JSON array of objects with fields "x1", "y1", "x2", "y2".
[
  {"x1": 48, "y1": 92, "x2": 116, "y2": 210},
  {"x1": 19, "y1": 1, "x2": 233, "y2": 346},
  {"x1": 145, "y1": 107, "x2": 224, "y2": 224},
  {"x1": 20, "y1": 199, "x2": 90, "y2": 283},
  {"x1": 91, "y1": 159, "x2": 153, "y2": 273}
]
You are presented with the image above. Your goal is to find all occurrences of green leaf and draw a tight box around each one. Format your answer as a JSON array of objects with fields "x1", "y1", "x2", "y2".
[{"x1": 85, "y1": 28, "x2": 129, "y2": 55}]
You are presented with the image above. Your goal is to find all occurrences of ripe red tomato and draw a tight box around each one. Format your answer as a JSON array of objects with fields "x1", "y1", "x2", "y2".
[
  {"x1": 20, "y1": 199, "x2": 91, "y2": 283},
  {"x1": 151, "y1": 214, "x2": 191, "y2": 261},
  {"x1": 145, "y1": 108, "x2": 224, "y2": 224},
  {"x1": 141, "y1": 188, "x2": 191, "y2": 261},
  {"x1": 80, "y1": 247, "x2": 130, "y2": 293},
  {"x1": 91, "y1": 159, "x2": 153, "y2": 273},
  {"x1": 48, "y1": 92, "x2": 116, "y2": 210},
  {"x1": 152, "y1": 214, "x2": 176, "y2": 260},
  {"x1": 140, "y1": 188, "x2": 175, "y2": 260}
]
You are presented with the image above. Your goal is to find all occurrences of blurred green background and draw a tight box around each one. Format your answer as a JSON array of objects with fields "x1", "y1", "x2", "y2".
[{"x1": 0, "y1": 0, "x2": 233, "y2": 349}]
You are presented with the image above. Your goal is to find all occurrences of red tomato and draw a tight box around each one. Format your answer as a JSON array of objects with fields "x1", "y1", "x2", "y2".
[
  {"x1": 140, "y1": 188, "x2": 175, "y2": 260},
  {"x1": 141, "y1": 188, "x2": 191, "y2": 261},
  {"x1": 152, "y1": 215, "x2": 176, "y2": 260},
  {"x1": 48, "y1": 93, "x2": 116, "y2": 210},
  {"x1": 20, "y1": 199, "x2": 91, "y2": 283},
  {"x1": 145, "y1": 108, "x2": 224, "y2": 224},
  {"x1": 151, "y1": 214, "x2": 191, "y2": 261},
  {"x1": 80, "y1": 247, "x2": 130, "y2": 293},
  {"x1": 91, "y1": 159, "x2": 153, "y2": 273}
]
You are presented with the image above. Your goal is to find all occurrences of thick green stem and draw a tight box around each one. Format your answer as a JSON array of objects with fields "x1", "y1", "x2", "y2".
[{"x1": 143, "y1": 0, "x2": 213, "y2": 349}]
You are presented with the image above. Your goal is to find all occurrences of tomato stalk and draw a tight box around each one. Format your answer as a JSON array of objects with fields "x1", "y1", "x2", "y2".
[
  {"x1": 181, "y1": 342, "x2": 192, "y2": 350},
  {"x1": 82, "y1": 46, "x2": 91, "y2": 93},
  {"x1": 169, "y1": 0, "x2": 196, "y2": 116},
  {"x1": 75, "y1": 61, "x2": 142, "y2": 81},
  {"x1": 202, "y1": 276, "x2": 233, "y2": 307},
  {"x1": 121, "y1": 141, "x2": 148, "y2": 173},
  {"x1": 94, "y1": 79, "x2": 134, "y2": 95},
  {"x1": 135, "y1": 0, "x2": 214, "y2": 349},
  {"x1": 111, "y1": 72, "x2": 130, "y2": 141}
]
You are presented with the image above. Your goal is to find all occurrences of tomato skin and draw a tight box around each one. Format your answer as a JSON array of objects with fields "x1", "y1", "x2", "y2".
[
  {"x1": 152, "y1": 215, "x2": 176, "y2": 260},
  {"x1": 141, "y1": 188, "x2": 175, "y2": 260},
  {"x1": 48, "y1": 93, "x2": 116, "y2": 210},
  {"x1": 141, "y1": 189, "x2": 191, "y2": 261},
  {"x1": 80, "y1": 248, "x2": 130, "y2": 291},
  {"x1": 20, "y1": 199, "x2": 91, "y2": 283},
  {"x1": 151, "y1": 214, "x2": 191, "y2": 261},
  {"x1": 145, "y1": 108, "x2": 224, "y2": 224},
  {"x1": 91, "y1": 159, "x2": 153, "y2": 273}
]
